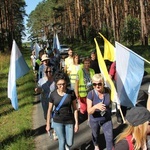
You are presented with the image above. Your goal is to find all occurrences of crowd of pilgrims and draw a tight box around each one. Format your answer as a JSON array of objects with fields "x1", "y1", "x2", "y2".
[{"x1": 30, "y1": 44, "x2": 150, "y2": 150}]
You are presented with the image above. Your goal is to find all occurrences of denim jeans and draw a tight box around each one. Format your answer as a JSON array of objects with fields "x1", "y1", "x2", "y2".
[
  {"x1": 53, "y1": 122, "x2": 74, "y2": 150},
  {"x1": 89, "y1": 120, "x2": 113, "y2": 150}
]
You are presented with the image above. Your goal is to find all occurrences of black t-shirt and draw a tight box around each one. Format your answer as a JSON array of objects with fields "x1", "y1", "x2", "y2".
[
  {"x1": 114, "y1": 139, "x2": 129, "y2": 150},
  {"x1": 90, "y1": 59, "x2": 100, "y2": 73},
  {"x1": 49, "y1": 89, "x2": 76, "y2": 124}
]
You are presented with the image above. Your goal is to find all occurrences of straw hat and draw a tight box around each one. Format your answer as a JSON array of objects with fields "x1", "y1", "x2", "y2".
[{"x1": 41, "y1": 54, "x2": 49, "y2": 62}]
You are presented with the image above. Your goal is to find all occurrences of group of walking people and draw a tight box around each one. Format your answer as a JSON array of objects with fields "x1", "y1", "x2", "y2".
[{"x1": 30, "y1": 45, "x2": 150, "y2": 150}]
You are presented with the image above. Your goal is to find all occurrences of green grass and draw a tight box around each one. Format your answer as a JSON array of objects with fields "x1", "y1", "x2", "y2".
[{"x1": 0, "y1": 47, "x2": 35, "y2": 150}]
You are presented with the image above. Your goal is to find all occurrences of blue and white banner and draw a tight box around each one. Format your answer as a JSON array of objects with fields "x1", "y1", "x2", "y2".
[
  {"x1": 52, "y1": 32, "x2": 60, "y2": 51},
  {"x1": 35, "y1": 43, "x2": 41, "y2": 58},
  {"x1": 115, "y1": 42, "x2": 144, "y2": 107},
  {"x1": 7, "y1": 40, "x2": 29, "y2": 110}
]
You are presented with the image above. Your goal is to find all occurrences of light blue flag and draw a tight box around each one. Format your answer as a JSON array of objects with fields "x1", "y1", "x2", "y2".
[
  {"x1": 52, "y1": 32, "x2": 60, "y2": 50},
  {"x1": 7, "y1": 40, "x2": 30, "y2": 110},
  {"x1": 115, "y1": 42, "x2": 144, "y2": 107},
  {"x1": 35, "y1": 43, "x2": 41, "y2": 58}
]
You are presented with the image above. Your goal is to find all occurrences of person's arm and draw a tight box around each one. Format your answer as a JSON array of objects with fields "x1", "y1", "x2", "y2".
[
  {"x1": 147, "y1": 85, "x2": 150, "y2": 111},
  {"x1": 64, "y1": 59, "x2": 67, "y2": 73},
  {"x1": 74, "y1": 80, "x2": 79, "y2": 99},
  {"x1": 31, "y1": 56, "x2": 33, "y2": 66},
  {"x1": 46, "y1": 102, "x2": 53, "y2": 132},
  {"x1": 87, "y1": 98, "x2": 106, "y2": 114},
  {"x1": 72, "y1": 100, "x2": 79, "y2": 133},
  {"x1": 35, "y1": 87, "x2": 42, "y2": 93}
]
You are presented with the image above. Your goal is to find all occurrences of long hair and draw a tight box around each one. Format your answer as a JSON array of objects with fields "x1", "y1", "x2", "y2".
[{"x1": 115, "y1": 122, "x2": 148, "y2": 149}]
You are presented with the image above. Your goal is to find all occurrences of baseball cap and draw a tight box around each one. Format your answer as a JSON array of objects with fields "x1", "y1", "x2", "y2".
[{"x1": 126, "y1": 107, "x2": 150, "y2": 126}]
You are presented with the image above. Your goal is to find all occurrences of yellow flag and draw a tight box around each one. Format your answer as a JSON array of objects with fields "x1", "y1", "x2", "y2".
[
  {"x1": 99, "y1": 32, "x2": 115, "y2": 62},
  {"x1": 94, "y1": 38, "x2": 116, "y2": 102}
]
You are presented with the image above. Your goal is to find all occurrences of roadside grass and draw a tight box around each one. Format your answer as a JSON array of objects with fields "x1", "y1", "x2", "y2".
[{"x1": 0, "y1": 48, "x2": 35, "y2": 150}]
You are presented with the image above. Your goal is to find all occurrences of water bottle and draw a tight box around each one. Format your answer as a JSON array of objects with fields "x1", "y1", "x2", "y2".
[{"x1": 48, "y1": 130, "x2": 53, "y2": 140}]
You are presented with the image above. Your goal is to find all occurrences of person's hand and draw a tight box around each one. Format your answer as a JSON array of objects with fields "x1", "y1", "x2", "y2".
[
  {"x1": 35, "y1": 87, "x2": 41, "y2": 93},
  {"x1": 95, "y1": 103, "x2": 106, "y2": 111},
  {"x1": 46, "y1": 124, "x2": 50, "y2": 132},
  {"x1": 74, "y1": 123, "x2": 79, "y2": 133}
]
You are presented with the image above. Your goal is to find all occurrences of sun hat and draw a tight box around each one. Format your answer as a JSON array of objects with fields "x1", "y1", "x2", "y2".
[
  {"x1": 126, "y1": 106, "x2": 150, "y2": 126},
  {"x1": 41, "y1": 54, "x2": 49, "y2": 62}
]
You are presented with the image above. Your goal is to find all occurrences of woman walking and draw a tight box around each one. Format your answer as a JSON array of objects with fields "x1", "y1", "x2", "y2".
[
  {"x1": 46, "y1": 71, "x2": 78, "y2": 150},
  {"x1": 87, "y1": 73, "x2": 113, "y2": 150}
]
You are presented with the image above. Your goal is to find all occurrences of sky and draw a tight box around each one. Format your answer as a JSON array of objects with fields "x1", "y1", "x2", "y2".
[{"x1": 23, "y1": 0, "x2": 42, "y2": 42}]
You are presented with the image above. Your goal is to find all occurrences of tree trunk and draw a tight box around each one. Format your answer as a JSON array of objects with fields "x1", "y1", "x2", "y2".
[{"x1": 139, "y1": 0, "x2": 148, "y2": 45}]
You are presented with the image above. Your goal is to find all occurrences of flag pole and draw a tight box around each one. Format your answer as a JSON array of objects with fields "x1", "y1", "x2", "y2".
[
  {"x1": 115, "y1": 41, "x2": 150, "y2": 64},
  {"x1": 117, "y1": 104, "x2": 126, "y2": 123}
]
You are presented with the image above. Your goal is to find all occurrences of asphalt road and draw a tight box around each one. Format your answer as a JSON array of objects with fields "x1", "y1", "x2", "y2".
[
  {"x1": 32, "y1": 95, "x2": 125, "y2": 150},
  {"x1": 32, "y1": 75, "x2": 150, "y2": 150}
]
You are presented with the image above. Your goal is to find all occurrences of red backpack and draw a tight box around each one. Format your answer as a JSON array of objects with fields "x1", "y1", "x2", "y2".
[{"x1": 126, "y1": 135, "x2": 134, "y2": 150}]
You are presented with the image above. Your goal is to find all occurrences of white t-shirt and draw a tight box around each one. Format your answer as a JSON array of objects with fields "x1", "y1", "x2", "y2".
[
  {"x1": 38, "y1": 77, "x2": 55, "y2": 100},
  {"x1": 148, "y1": 85, "x2": 150, "y2": 94},
  {"x1": 30, "y1": 55, "x2": 36, "y2": 67}
]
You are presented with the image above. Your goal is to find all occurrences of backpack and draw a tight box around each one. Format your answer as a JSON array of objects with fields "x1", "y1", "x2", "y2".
[{"x1": 126, "y1": 135, "x2": 134, "y2": 150}]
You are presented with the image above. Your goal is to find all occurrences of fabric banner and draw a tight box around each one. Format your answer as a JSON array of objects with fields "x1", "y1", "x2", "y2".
[
  {"x1": 115, "y1": 41, "x2": 144, "y2": 107},
  {"x1": 52, "y1": 32, "x2": 60, "y2": 50},
  {"x1": 94, "y1": 38, "x2": 117, "y2": 102},
  {"x1": 35, "y1": 43, "x2": 41, "y2": 58},
  {"x1": 7, "y1": 40, "x2": 30, "y2": 110},
  {"x1": 99, "y1": 32, "x2": 115, "y2": 62}
]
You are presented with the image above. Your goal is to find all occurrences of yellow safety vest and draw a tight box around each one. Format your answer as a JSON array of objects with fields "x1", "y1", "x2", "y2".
[
  {"x1": 77, "y1": 68, "x2": 95, "y2": 97},
  {"x1": 69, "y1": 64, "x2": 82, "y2": 84}
]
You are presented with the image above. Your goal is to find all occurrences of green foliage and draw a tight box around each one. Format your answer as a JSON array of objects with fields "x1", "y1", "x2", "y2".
[
  {"x1": 0, "y1": 48, "x2": 35, "y2": 150},
  {"x1": 87, "y1": 26, "x2": 97, "y2": 44},
  {"x1": 121, "y1": 15, "x2": 141, "y2": 46}
]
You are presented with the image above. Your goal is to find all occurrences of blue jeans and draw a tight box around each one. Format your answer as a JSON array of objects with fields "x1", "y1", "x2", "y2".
[
  {"x1": 53, "y1": 122, "x2": 74, "y2": 150},
  {"x1": 89, "y1": 120, "x2": 113, "y2": 150}
]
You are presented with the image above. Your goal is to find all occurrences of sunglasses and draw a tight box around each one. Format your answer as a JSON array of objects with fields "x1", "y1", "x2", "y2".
[
  {"x1": 57, "y1": 83, "x2": 66, "y2": 86},
  {"x1": 45, "y1": 71, "x2": 51, "y2": 73},
  {"x1": 93, "y1": 82, "x2": 103, "y2": 86}
]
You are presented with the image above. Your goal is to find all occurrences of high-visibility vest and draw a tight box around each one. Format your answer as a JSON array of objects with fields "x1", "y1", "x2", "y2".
[
  {"x1": 77, "y1": 68, "x2": 95, "y2": 97},
  {"x1": 69, "y1": 64, "x2": 82, "y2": 84}
]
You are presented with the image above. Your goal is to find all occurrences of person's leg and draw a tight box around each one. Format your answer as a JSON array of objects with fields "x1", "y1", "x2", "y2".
[
  {"x1": 89, "y1": 120, "x2": 100, "y2": 148},
  {"x1": 65, "y1": 124, "x2": 74, "y2": 148},
  {"x1": 53, "y1": 122, "x2": 65, "y2": 150},
  {"x1": 102, "y1": 120, "x2": 113, "y2": 150},
  {"x1": 41, "y1": 100, "x2": 48, "y2": 120}
]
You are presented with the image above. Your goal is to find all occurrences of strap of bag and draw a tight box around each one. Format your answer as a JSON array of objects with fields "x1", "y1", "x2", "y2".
[
  {"x1": 82, "y1": 68, "x2": 91, "y2": 82},
  {"x1": 55, "y1": 93, "x2": 68, "y2": 111}
]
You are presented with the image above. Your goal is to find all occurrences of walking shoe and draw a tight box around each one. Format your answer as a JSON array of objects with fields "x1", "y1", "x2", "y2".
[
  {"x1": 94, "y1": 145, "x2": 99, "y2": 150},
  {"x1": 53, "y1": 132, "x2": 58, "y2": 141},
  {"x1": 65, "y1": 144, "x2": 70, "y2": 150}
]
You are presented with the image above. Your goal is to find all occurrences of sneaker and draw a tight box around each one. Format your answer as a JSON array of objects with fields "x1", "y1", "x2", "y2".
[
  {"x1": 94, "y1": 145, "x2": 99, "y2": 150},
  {"x1": 53, "y1": 132, "x2": 58, "y2": 141},
  {"x1": 65, "y1": 144, "x2": 70, "y2": 150}
]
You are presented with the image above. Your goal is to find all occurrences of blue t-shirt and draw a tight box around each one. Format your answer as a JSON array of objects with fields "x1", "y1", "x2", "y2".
[{"x1": 87, "y1": 89, "x2": 111, "y2": 122}]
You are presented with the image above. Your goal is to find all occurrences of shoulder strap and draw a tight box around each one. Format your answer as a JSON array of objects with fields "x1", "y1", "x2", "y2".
[
  {"x1": 126, "y1": 135, "x2": 134, "y2": 150},
  {"x1": 55, "y1": 93, "x2": 68, "y2": 111}
]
